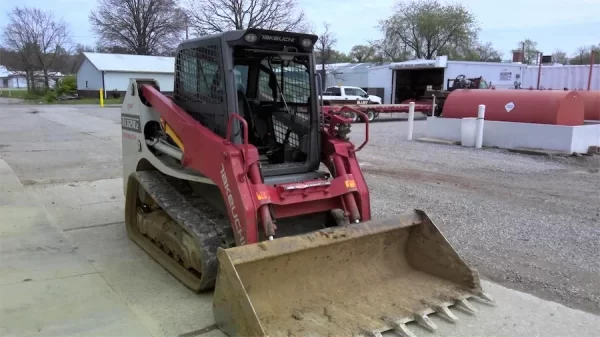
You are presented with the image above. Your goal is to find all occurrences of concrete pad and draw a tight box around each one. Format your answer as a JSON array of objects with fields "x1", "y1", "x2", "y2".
[
  {"x1": 0, "y1": 205, "x2": 95, "y2": 285},
  {"x1": 0, "y1": 139, "x2": 101, "y2": 153},
  {"x1": 30, "y1": 178, "x2": 124, "y2": 230},
  {"x1": 38, "y1": 108, "x2": 122, "y2": 142},
  {"x1": 0, "y1": 159, "x2": 22, "y2": 191},
  {"x1": 0, "y1": 148, "x2": 122, "y2": 185},
  {"x1": 0, "y1": 273, "x2": 152, "y2": 337},
  {"x1": 65, "y1": 223, "x2": 223, "y2": 337},
  {"x1": 405, "y1": 280, "x2": 600, "y2": 337}
]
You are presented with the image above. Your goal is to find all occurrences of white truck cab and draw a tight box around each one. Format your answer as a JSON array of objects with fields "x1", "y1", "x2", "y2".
[{"x1": 321, "y1": 86, "x2": 382, "y2": 105}]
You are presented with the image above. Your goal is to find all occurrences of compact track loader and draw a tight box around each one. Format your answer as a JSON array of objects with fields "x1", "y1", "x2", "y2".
[{"x1": 121, "y1": 28, "x2": 494, "y2": 337}]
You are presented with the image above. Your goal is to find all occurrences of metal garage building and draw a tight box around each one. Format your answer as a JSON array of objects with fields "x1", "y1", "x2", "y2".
[
  {"x1": 320, "y1": 57, "x2": 600, "y2": 104},
  {"x1": 76, "y1": 52, "x2": 175, "y2": 97}
]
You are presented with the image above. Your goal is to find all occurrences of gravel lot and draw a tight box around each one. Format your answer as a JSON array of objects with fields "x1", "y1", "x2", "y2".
[{"x1": 350, "y1": 115, "x2": 600, "y2": 314}]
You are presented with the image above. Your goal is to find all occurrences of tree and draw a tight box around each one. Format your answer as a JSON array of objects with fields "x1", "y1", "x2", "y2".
[
  {"x1": 328, "y1": 50, "x2": 352, "y2": 63},
  {"x1": 89, "y1": 0, "x2": 186, "y2": 55},
  {"x1": 349, "y1": 45, "x2": 376, "y2": 62},
  {"x1": 378, "y1": 0, "x2": 479, "y2": 60},
  {"x1": 368, "y1": 39, "x2": 412, "y2": 63},
  {"x1": 442, "y1": 41, "x2": 503, "y2": 62},
  {"x1": 2, "y1": 6, "x2": 71, "y2": 91},
  {"x1": 313, "y1": 22, "x2": 337, "y2": 88},
  {"x1": 515, "y1": 39, "x2": 539, "y2": 64},
  {"x1": 551, "y1": 49, "x2": 569, "y2": 64},
  {"x1": 569, "y1": 44, "x2": 600, "y2": 65},
  {"x1": 186, "y1": 0, "x2": 309, "y2": 35},
  {"x1": 0, "y1": 48, "x2": 23, "y2": 70}
]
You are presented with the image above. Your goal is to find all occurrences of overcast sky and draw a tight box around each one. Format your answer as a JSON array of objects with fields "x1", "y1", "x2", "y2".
[{"x1": 1, "y1": 0, "x2": 599, "y2": 60}]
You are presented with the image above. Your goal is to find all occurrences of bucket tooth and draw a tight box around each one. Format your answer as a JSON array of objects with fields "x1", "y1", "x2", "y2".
[
  {"x1": 358, "y1": 327, "x2": 384, "y2": 337},
  {"x1": 394, "y1": 323, "x2": 418, "y2": 337},
  {"x1": 477, "y1": 291, "x2": 496, "y2": 304},
  {"x1": 435, "y1": 305, "x2": 459, "y2": 323},
  {"x1": 382, "y1": 317, "x2": 417, "y2": 337},
  {"x1": 455, "y1": 298, "x2": 478, "y2": 314},
  {"x1": 414, "y1": 314, "x2": 437, "y2": 331}
]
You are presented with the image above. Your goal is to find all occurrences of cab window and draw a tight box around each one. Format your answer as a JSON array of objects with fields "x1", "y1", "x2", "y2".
[{"x1": 324, "y1": 87, "x2": 341, "y2": 96}]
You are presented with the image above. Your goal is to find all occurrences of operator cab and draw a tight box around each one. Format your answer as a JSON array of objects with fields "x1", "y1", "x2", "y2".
[{"x1": 173, "y1": 29, "x2": 321, "y2": 181}]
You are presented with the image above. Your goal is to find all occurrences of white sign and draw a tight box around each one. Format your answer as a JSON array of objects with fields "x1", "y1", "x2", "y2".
[
  {"x1": 500, "y1": 71, "x2": 512, "y2": 81},
  {"x1": 505, "y1": 102, "x2": 515, "y2": 112}
]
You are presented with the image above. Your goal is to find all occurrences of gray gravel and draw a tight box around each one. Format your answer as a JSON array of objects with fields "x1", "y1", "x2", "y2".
[{"x1": 349, "y1": 117, "x2": 600, "y2": 315}]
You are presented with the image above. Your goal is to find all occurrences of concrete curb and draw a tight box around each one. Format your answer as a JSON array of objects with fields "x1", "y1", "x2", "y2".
[
  {"x1": 507, "y1": 147, "x2": 575, "y2": 157},
  {"x1": 415, "y1": 137, "x2": 461, "y2": 145}
]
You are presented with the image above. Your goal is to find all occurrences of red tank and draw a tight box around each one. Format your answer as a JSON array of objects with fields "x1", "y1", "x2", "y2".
[
  {"x1": 578, "y1": 91, "x2": 600, "y2": 121},
  {"x1": 442, "y1": 89, "x2": 585, "y2": 126}
]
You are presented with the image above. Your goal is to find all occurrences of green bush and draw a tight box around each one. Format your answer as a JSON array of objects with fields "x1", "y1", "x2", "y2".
[
  {"x1": 43, "y1": 91, "x2": 57, "y2": 103},
  {"x1": 55, "y1": 75, "x2": 77, "y2": 96}
]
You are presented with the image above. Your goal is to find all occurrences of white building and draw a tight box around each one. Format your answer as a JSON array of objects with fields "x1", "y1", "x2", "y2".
[
  {"x1": 76, "y1": 52, "x2": 175, "y2": 97},
  {"x1": 320, "y1": 57, "x2": 600, "y2": 104},
  {"x1": 0, "y1": 66, "x2": 53, "y2": 89},
  {"x1": 0, "y1": 66, "x2": 26, "y2": 88}
]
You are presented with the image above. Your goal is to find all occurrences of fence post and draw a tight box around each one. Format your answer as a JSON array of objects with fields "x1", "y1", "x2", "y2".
[
  {"x1": 99, "y1": 89, "x2": 104, "y2": 107},
  {"x1": 475, "y1": 104, "x2": 486, "y2": 149},
  {"x1": 407, "y1": 102, "x2": 415, "y2": 140}
]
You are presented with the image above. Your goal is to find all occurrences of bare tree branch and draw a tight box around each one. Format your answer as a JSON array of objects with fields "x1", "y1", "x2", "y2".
[
  {"x1": 2, "y1": 6, "x2": 72, "y2": 91},
  {"x1": 311, "y1": 22, "x2": 338, "y2": 89},
  {"x1": 186, "y1": 0, "x2": 309, "y2": 35},
  {"x1": 89, "y1": 0, "x2": 186, "y2": 55},
  {"x1": 515, "y1": 39, "x2": 539, "y2": 65}
]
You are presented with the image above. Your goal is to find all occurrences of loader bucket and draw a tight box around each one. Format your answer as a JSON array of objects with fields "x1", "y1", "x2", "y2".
[{"x1": 213, "y1": 209, "x2": 493, "y2": 337}]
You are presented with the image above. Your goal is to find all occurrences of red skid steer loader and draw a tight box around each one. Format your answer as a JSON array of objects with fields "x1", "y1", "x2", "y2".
[{"x1": 120, "y1": 28, "x2": 494, "y2": 337}]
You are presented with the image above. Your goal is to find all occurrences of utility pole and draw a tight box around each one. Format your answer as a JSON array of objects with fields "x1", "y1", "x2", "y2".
[
  {"x1": 588, "y1": 49, "x2": 597, "y2": 90},
  {"x1": 536, "y1": 52, "x2": 543, "y2": 90}
]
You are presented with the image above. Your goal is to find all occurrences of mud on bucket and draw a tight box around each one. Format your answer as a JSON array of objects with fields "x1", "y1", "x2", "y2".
[{"x1": 212, "y1": 209, "x2": 491, "y2": 337}]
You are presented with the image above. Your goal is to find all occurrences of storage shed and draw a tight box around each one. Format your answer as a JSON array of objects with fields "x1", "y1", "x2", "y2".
[{"x1": 76, "y1": 52, "x2": 175, "y2": 97}]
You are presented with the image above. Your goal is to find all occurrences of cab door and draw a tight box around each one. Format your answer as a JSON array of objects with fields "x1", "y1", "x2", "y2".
[
  {"x1": 344, "y1": 87, "x2": 368, "y2": 104},
  {"x1": 343, "y1": 87, "x2": 361, "y2": 103}
]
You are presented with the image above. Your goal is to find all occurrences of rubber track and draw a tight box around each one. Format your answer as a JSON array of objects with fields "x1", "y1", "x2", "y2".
[{"x1": 133, "y1": 170, "x2": 232, "y2": 290}]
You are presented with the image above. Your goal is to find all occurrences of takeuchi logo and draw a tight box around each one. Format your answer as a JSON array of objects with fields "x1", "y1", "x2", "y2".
[{"x1": 261, "y1": 35, "x2": 296, "y2": 43}]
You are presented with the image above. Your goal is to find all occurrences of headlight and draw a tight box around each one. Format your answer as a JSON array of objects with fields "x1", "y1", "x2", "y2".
[
  {"x1": 244, "y1": 33, "x2": 258, "y2": 43},
  {"x1": 301, "y1": 38, "x2": 312, "y2": 48}
]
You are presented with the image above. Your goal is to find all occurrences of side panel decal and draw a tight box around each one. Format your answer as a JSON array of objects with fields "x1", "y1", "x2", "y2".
[{"x1": 122, "y1": 114, "x2": 142, "y2": 133}]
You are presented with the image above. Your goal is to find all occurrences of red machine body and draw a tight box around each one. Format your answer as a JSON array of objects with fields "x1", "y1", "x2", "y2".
[
  {"x1": 141, "y1": 85, "x2": 371, "y2": 246},
  {"x1": 579, "y1": 91, "x2": 600, "y2": 121},
  {"x1": 442, "y1": 89, "x2": 585, "y2": 126}
]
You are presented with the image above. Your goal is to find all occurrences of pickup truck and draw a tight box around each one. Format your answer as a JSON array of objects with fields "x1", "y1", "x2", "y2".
[{"x1": 320, "y1": 85, "x2": 382, "y2": 106}]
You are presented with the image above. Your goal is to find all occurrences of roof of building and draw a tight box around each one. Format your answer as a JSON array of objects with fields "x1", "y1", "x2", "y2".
[
  {"x1": 316, "y1": 62, "x2": 391, "y2": 72},
  {"x1": 0, "y1": 66, "x2": 64, "y2": 78},
  {"x1": 82, "y1": 52, "x2": 175, "y2": 74}
]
